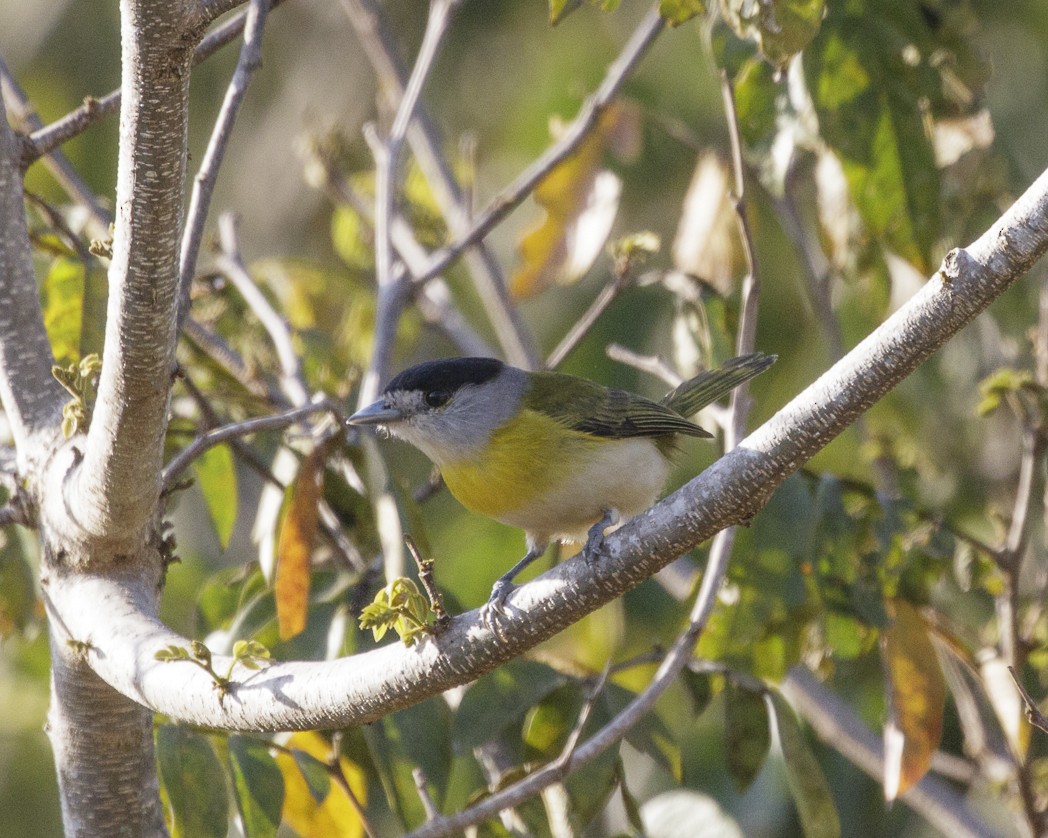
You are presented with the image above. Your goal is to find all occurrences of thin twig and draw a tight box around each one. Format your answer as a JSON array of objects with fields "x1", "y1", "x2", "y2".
[
  {"x1": 408, "y1": 5, "x2": 665, "y2": 289},
  {"x1": 178, "y1": 0, "x2": 272, "y2": 330},
  {"x1": 263, "y1": 736, "x2": 378, "y2": 838},
  {"x1": 342, "y1": 0, "x2": 538, "y2": 368},
  {"x1": 546, "y1": 269, "x2": 632, "y2": 370},
  {"x1": 319, "y1": 162, "x2": 494, "y2": 357},
  {"x1": 162, "y1": 401, "x2": 336, "y2": 489},
  {"x1": 0, "y1": 57, "x2": 111, "y2": 235},
  {"x1": 1007, "y1": 665, "x2": 1048, "y2": 735},
  {"x1": 182, "y1": 316, "x2": 288, "y2": 404},
  {"x1": 605, "y1": 344, "x2": 683, "y2": 387},
  {"x1": 21, "y1": 1, "x2": 289, "y2": 166},
  {"x1": 720, "y1": 70, "x2": 761, "y2": 450},
  {"x1": 214, "y1": 212, "x2": 310, "y2": 406},
  {"x1": 405, "y1": 534, "x2": 449, "y2": 629},
  {"x1": 177, "y1": 369, "x2": 289, "y2": 488},
  {"x1": 361, "y1": 0, "x2": 463, "y2": 407},
  {"x1": 554, "y1": 664, "x2": 611, "y2": 770},
  {"x1": 413, "y1": 768, "x2": 441, "y2": 821}
]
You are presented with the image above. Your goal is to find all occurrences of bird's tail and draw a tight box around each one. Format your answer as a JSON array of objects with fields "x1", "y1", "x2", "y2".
[{"x1": 661, "y1": 352, "x2": 777, "y2": 417}]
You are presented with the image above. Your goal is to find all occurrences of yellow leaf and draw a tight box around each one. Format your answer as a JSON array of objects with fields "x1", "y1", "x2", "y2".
[
  {"x1": 275, "y1": 732, "x2": 367, "y2": 838},
  {"x1": 881, "y1": 600, "x2": 946, "y2": 801},
  {"x1": 275, "y1": 448, "x2": 324, "y2": 640},
  {"x1": 510, "y1": 102, "x2": 639, "y2": 299}
]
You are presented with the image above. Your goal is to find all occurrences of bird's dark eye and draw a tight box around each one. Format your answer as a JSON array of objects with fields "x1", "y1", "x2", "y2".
[{"x1": 424, "y1": 390, "x2": 450, "y2": 408}]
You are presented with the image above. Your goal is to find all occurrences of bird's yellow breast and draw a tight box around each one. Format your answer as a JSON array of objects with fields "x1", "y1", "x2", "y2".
[{"x1": 439, "y1": 409, "x2": 669, "y2": 543}]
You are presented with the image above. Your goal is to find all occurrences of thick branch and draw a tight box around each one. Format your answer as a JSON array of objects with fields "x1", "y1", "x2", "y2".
[
  {"x1": 67, "y1": 0, "x2": 197, "y2": 545},
  {"x1": 0, "y1": 95, "x2": 65, "y2": 464},
  {"x1": 47, "y1": 164, "x2": 1048, "y2": 732}
]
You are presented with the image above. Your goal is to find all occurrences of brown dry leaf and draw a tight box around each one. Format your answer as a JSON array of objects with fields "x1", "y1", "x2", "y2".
[
  {"x1": 672, "y1": 152, "x2": 741, "y2": 295},
  {"x1": 510, "y1": 101, "x2": 639, "y2": 300},
  {"x1": 881, "y1": 599, "x2": 946, "y2": 801},
  {"x1": 275, "y1": 447, "x2": 325, "y2": 640}
]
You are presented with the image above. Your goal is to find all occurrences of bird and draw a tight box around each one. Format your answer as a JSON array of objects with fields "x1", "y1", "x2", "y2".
[{"x1": 347, "y1": 352, "x2": 775, "y2": 621}]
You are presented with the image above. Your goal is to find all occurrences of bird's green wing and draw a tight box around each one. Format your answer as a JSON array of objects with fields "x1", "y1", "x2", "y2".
[
  {"x1": 661, "y1": 352, "x2": 776, "y2": 417},
  {"x1": 525, "y1": 372, "x2": 712, "y2": 439}
]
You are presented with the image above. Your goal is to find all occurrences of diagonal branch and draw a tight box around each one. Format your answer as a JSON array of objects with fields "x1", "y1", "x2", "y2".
[
  {"x1": 44, "y1": 163, "x2": 1048, "y2": 735},
  {"x1": 21, "y1": 1, "x2": 288, "y2": 167},
  {"x1": 0, "y1": 95, "x2": 65, "y2": 464},
  {"x1": 409, "y1": 5, "x2": 665, "y2": 289}
]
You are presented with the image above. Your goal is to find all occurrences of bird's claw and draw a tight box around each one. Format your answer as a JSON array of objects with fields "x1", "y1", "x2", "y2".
[
  {"x1": 583, "y1": 509, "x2": 618, "y2": 564},
  {"x1": 480, "y1": 579, "x2": 517, "y2": 632}
]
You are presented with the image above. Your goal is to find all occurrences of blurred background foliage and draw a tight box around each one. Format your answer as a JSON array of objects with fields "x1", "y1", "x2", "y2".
[{"x1": 3, "y1": 0, "x2": 1048, "y2": 835}]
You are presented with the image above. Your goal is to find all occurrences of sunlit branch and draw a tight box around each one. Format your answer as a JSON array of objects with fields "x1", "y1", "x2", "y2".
[{"x1": 178, "y1": 0, "x2": 271, "y2": 330}]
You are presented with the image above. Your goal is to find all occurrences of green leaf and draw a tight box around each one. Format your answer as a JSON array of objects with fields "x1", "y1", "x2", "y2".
[
  {"x1": 733, "y1": 57, "x2": 780, "y2": 150},
  {"x1": 194, "y1": 443, "x2": 238, "y2": 550},
  {"x1": 805, "y1": 2, "x2": 940, "y2": 272},
  {"x1": 156, "y1": 726, "x2": 228, "y2": 838},
  {"x1": 383, "y1": 698, "x2": 453, "y2": 813},
  {"x1": 522, "y1": 682, "x2": 585, "y2": 758},
  {"x1": 681, "y1": 667, "x2": 713, "y2": 716},
  {"x1": 227, "y1": 736, "x2": 284, "y2": 838},
  {"x1": 363, "y1": 697, "x2": 452, "y2": 829},
  {"x1": 723, "y1": 681, "x2": 770, "y2": 791},
  {"x1": 549, "y1": 0, "x2": 583, "y2": 23},
  {"x1": 659, "y1": 0, "x2": 706, "y2": 26},
  {"x1": 452, "y1": 660, "x2": 567, "y2": 748},
  {"x1": 604, "y1": 682, "x2": 681, "y2": 780},
  {"x1": 722, "y1": 0, "x2": 825, "y2": 68},
  {"x1": 768, "y1": 691, "x2": 841, "y2": 838},
  {"x1": 291, "y1": 750, "x2": 331, "y2": 803},
  {"x1": 40, "y1": 257, "x2": 84, "y2": 365},
  {"x1": 0, "y1": 532, "x2": 35, "y2": 638},
  {"x1": 976, "y1": 367, "x2": 1037, "y2": 417}
]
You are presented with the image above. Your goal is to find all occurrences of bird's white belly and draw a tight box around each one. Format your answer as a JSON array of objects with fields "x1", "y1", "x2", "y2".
[{"x1": 496, "y1": 437, "x2": 670, "y2": 544}]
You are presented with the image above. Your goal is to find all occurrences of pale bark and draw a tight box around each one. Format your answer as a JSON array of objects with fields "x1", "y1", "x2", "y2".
[
  {"x1": 67, "y1": 0, "x2": 197, "y2": 548},
  {"x1": 44, "y1": 163, "x2": 1048, "y2": 733},
  {"x1": 0, "y1": 97, "x2": 64, "y2": 466},
  {"x1": 28, "y1": 1, "x2": 202, "y2": 834}
]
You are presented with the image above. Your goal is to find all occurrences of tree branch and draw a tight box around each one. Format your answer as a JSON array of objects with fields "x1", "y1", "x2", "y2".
[
  {"x1": 359, "y1": 0, "x2": 462, "y2": 407},
  {"x1": 66, "y1": 0, "x2": 196, "y2": 545},
  {"x1": 0, "y1": 57, "x2": 112, "y2": 236},
  {"x1": 0, "y1": 93, "x2": 65, "y2": 465},
  {"x1": 44, "y1": 163, "x2": 1048, "y2": 734},
  {"x1": 342, "y1": 0, "x2": 538, "y2": 368},
  {"x1": 178, "y1": 0, "x2": 271, "y2": 330},
  {"x1": 21, "y1": 1, "x2": 288, "y2": 167},
  {"x1": 409, "y1": 5, "x2": 665, "y2": 289}
]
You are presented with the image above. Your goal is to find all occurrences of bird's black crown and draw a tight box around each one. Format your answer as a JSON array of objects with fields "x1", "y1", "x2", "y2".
[{"x1": 384, "y1": 357, "x2": 505, "y2": 396}]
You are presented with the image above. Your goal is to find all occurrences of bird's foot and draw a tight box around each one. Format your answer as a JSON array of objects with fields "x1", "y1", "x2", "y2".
[
  {"x1": 480, "y1": 578, "x2": 518, "y2": 632},
  {"x1": 583, "y1": 509, "x2": 619, "y2": 564}
]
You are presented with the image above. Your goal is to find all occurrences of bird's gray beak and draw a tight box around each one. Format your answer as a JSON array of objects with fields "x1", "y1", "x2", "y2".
[{"x1": 347, "y1": 400, "x2": 403, "y2": 426}]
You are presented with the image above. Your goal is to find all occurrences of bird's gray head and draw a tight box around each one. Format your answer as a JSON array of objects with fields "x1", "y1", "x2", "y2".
[{"x1": 347, "y1": 357, "x2": 527, "y2": 464}]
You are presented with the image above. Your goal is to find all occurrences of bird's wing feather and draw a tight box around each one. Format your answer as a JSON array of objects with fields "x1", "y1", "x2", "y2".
[
  {"x1": 661, "y1": 352, "x2": 776, "y2": 416},
  {"x1": 526, "y1": 372, "x2": 712, "y2": 439}
]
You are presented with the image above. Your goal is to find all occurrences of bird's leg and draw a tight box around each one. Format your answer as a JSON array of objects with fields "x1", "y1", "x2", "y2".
[
  {"x1": 583, "y1": 508, "x2": 619, "y2": 564},
  {"x1": 481, "y1": 541, "x2": 548, "y2": 628}
]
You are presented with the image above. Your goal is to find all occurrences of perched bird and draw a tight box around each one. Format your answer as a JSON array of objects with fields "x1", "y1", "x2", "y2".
[{"x1": 348, "y1": 353, "x2": 775, "y2": 618}]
